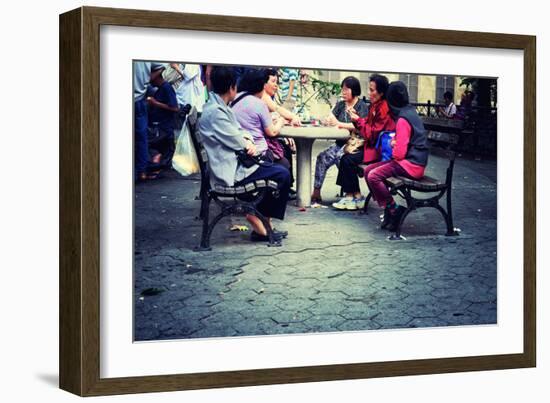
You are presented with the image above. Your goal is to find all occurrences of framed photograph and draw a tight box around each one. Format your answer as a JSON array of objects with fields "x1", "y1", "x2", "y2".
[{"x1": 59, "y1": 6, "x2": 536, "y2": 396}]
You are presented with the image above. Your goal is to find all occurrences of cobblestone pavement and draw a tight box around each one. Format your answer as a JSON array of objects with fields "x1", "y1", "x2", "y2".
[{"x1": 134, "y1": 140, "x2": 497, "y2": 341}]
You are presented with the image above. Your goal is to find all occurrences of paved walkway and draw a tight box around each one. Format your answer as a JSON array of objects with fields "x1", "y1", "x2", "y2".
[{"x1": 134, "y1": 140, "x2": 497, "y2": 341}]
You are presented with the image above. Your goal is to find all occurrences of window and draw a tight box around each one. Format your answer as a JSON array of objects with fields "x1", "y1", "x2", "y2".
[
  {"x1": 399, "y1": 73, "x2": 418, "y2": 103},
  {"x1": 436, "y1": 75, "x2": 455, "y2": 103}
]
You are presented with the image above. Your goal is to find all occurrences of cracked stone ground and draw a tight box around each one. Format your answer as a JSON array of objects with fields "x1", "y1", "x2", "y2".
[{"x1": 134, "y1": 140, "x2": 497, "y2": 341}]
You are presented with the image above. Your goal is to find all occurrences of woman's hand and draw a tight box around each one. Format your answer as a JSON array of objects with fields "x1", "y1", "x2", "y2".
[
  {"x1": 290, "y1": 115, "x2": 301, "y2": 126},
  {"x1": 347, "y1": 107, "x2": 360, "y2": 122},
  {"x1": 245, "y1": 141, "x2": 257, "y2": 156},
  {"x1": 266, "y1": 117, "x2": 286, "y2": 137},
  {"x1": 285, "y1": 137, "x2": 297, "y2": 153},
  {"x1": 323, "y1": 115, "x2": 338, "y2": 126}
]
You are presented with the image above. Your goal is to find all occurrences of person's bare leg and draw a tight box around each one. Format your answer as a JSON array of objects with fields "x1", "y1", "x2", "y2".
[
  {"x1": 246, "y1": 214, "x2": 268, "y2": 236},
  {"x1": 151, "y1": 153, "x2": 162, "y2": 164}
]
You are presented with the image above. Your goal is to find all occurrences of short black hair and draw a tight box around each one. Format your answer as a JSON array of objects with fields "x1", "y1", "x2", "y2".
[
  {"x1": 443, "y1": 91, "x2": 453, "y2": 101},
  {"x1": 369, "y1": 74, "x2": 390, "y2": 99},
  {"x1": 341, "y1": 76, "x2": 361, "y2": 97},
  {"x1": 237, "y1": 68, "x2": 269, "y2": 93},
  {"x1": 264, "y1": 68, "x2": 279, "y2": 78},
  {"x1": 210, "y1": 66, "x2": 237, "y2": 95}
]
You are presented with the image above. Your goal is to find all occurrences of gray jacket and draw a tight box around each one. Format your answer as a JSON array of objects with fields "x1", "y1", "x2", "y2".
[{"x1": 197, "y1": 92, "x2": 259, "y2": 187}]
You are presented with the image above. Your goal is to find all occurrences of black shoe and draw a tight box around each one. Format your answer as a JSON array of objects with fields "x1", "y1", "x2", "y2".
[
  {"x1": 288, "y1": 189, "x2": 297, "y2": 201},
  {"x1": 250, "y1": 231, "x2": 284, "y2": 242},
  {"x1": 273, "y1": 229, "x2": 288, "y2": 238},
  {"x1": 380, "y1": 207, "x2": 392, "y2": 229},
  {"x1": 386, "y1": 206, "x2": 407, "y2": 232}
]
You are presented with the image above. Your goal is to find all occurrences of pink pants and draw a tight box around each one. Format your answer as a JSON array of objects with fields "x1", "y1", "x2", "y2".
[{"x1": 363, "y1": 160, "x2": 413, "y2": 207}]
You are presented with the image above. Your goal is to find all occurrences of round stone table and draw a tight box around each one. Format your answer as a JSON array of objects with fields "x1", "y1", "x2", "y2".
[{"x1": 280, "y1": 125, "x2": 350, "y2": 207}]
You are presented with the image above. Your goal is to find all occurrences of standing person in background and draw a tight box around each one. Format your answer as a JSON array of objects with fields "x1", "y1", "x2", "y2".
[
  {"x1": 147, "y1": 64, "x2": 179, "y2": 175},
  {"x1": 170, "y1": 63, "x2": 206, "y2": 112},
  {"x1": 134, "y1": 61, "x2": 164, "y2": 182},
  {"x1": 278, "y1": 67, "x2": 299, "y2": 112},
  {"x1": 170, "y1": 63, "x2": 206, "y2": 124}
]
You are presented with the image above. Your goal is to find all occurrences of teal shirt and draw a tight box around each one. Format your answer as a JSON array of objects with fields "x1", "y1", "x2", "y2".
[{"x1": 278, "y1": 68, "x2": 299, "y2": 102}]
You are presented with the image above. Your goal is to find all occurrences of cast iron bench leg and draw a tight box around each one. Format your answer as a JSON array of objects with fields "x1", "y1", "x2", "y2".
[
  {"x1": 445, "y1": 187, "x2": 459, "y2": 236},
  {"x1": 195, "y1": 197, "x2": 213, "y2": 251},
  {"x1": 361, "y1": 192, "x2": 373, "y2": 214}
]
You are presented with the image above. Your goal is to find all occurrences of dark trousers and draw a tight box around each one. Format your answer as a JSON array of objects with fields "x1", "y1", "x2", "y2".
[
  {"x1": 280, "y1": 139, "x2": 295, "y2": 186},
  {"x1": 236, "y1": 164, "x2": 291, "y2": 220},
  {"x1": 275, "y1": 155, "x2": 291, "y2": 171},
  {"x1": 336, "y1": 149, "x2": 365, "y2": 193},
  {"x1": 148, "y1": 127, "x2": 176, "y2": 170},
  {"x1": 134, "y1": 99, "x2": 149, "y2": 177}
]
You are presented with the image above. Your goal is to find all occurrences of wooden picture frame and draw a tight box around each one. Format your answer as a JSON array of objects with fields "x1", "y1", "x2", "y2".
[{"x1": 59, "y1": 6, "x2": 536, "y2": 396}]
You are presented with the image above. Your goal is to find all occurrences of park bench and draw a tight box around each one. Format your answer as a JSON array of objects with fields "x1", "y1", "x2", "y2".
[
  {"x1": 187, "y1": 108, "x2": 282, "y2": 251},
  {"x1": 359, "y1": 130, "x2": 461, "y2": 240}
]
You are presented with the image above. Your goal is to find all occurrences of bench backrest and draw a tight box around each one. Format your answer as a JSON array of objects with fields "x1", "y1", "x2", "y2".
[
  {"x1": 187, "y1": 107, "x2": 212, "y2": 189},
  {"x1": 422, "y1": 117, "x2": 466, "y2": 131},
  {"x1": 427, "y1": 130, "x2": 459, "y2": 145},
  {"x1": 427, "y1": 131, "x2": 458, "y2": 160},
  {"x1": 427, "y1": 130, "x2": 459, "y2": 186}
]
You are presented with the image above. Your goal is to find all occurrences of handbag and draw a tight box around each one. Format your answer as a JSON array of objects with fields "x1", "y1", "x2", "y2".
[
  {"x1": 236, "y1": 150, "x2": 273, "y2": 168},
  {"x1": 343, "y1": 132, "x2": 365, "y2": 154}
]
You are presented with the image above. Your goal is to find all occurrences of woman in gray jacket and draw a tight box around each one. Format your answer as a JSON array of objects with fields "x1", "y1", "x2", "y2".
[{"x1": 198, "y1": 66, "x2": 291, "y2": 242}]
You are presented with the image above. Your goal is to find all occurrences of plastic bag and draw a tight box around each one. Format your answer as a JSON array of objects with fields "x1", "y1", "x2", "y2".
[
  {"x1": 375, "y1": 131, "x2": 396, "y2": 161},
  {"x1": 172, "y1": 121, "x2": 200, "y2": 176}
]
